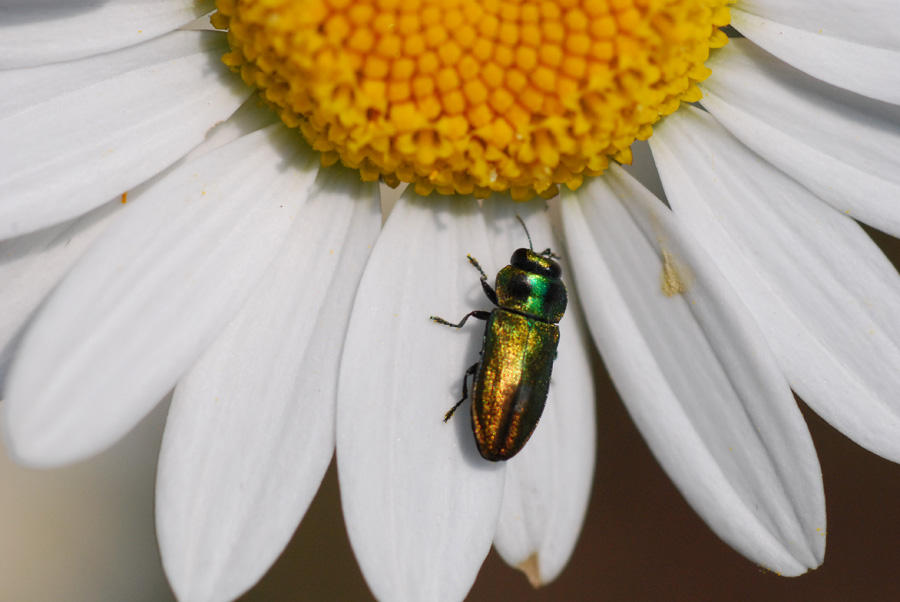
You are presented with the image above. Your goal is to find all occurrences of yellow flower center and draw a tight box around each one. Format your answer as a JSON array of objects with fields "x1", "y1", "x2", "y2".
[{"x1": 213, "y1": 0, "x2": 730, "y2": 200}]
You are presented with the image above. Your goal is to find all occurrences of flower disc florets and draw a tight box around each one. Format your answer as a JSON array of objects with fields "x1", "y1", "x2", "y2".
[{"x1": 213, "y1": 0, "x2": 730, "y2": 200}]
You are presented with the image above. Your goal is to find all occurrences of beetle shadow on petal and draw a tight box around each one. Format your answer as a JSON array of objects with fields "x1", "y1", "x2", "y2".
[{"x1": 448, "y1": 398, "x2": 498, "y2": 469}]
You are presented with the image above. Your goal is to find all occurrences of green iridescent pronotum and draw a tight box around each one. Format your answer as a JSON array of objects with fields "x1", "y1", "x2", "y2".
[{"x1": 431, "y1": 218, "x2": 568, "y2": 461}]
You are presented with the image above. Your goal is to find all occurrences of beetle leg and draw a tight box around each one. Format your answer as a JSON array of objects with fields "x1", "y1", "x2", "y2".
[
  {"x1": 444, "y1": 361, "x2": 479, "y2": 422},
  {"x1": 539, "y1": 248, "x2": 561, "y2": 260},
  {"x1": 466, "y1": 255, "x2": 500, "y2": 306},
  {"x1": 478, "y1": 278, "x2": 499, "y2": 306},
  {"x1": 466, "y1": 254, "x2": 489, "y2": 280},
  {"x1": 430, "y1": 310, "x2": 490, "y2": 328}
]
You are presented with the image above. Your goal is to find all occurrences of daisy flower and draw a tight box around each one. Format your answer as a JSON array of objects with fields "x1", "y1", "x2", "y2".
[{"x1": 1, "y1": 0, "x2": 898, "y2": 600}]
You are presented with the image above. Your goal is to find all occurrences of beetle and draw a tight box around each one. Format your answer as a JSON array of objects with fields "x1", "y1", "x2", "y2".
[{"x1": 430, "y1": 217, "x2": 567, "y2": 461}]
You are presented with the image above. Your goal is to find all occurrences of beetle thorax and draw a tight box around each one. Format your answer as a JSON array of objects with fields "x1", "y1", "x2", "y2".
[{"x1": 495, "y1": 264, "x2": 567, "y2": 323}]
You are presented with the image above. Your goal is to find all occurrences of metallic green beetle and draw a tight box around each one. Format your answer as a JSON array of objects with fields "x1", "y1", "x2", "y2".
[{"x1": 431, "y1": 220, "x2": 567, "y2": 461}]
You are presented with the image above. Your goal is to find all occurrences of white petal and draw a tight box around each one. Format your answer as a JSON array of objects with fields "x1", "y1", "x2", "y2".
[
  {"x1": 0, "y1": 30, "x2": 249, "y2": 239},
  {"x1": 0, "y1": 98, "x2": 275, "y2": 387},
  {"x1": 0, "y1": 0, "x2": 214, "y2": 69},
  {"x1": 3, "y1": 124, "x2": 320, "y2": 467},
  {"x1": 178, "y1": 96, "x2": 281, "y2": 164},
  {"x1": 157, "y1": 168, "x2": 381, "y2": 602},
  {"x1": 480, "y1": 202, "x2": 597, "y2": 586},
  {"x1": 337, "y1": 195, "x2": 505, "y2": 602},
  {"x1": 700, "y1": 40, "x2": 900, "y2": 237},
  {"x1": 651, "y1": 105, "x2": 900, "y2": 462},
  {"x1": 735, "y1": 0, "x2": 899, "y2": 50},
  {"x1": 731, "y1": 8, "x2": 900, "y2": 104},
  {"x1": 0, "y1": 199, "x2": 121, "y2": 388},
  {"x1": 561, "y1": 165, "x2": 825, "y2": 574}
]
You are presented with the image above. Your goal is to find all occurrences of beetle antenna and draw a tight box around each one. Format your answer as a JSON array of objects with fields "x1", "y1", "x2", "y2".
[{"x1": 515, "y1": 215, "x2": 534, "y2": 251}]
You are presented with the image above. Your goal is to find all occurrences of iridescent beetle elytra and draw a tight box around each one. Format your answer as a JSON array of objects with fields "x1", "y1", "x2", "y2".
[{"x1": 431, "y1": 217, "x2": 567, "y2": 461}]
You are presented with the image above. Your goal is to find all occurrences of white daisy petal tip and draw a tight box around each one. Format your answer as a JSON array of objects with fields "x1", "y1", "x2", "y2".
[
  {"x1": 561, "y1": 166, "x2": 825, "y2": 575},
  {"x1": 1, "y1": 370, "x2": 132, "y2": 468},
  {"x1": 1, "y1": 411, "x2": 47, "y2": 469}
]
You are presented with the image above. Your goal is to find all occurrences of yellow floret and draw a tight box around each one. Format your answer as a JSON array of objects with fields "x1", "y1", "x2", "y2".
[{"x1": 214, "y1": 0, "x2": 731, "y2": 199}]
